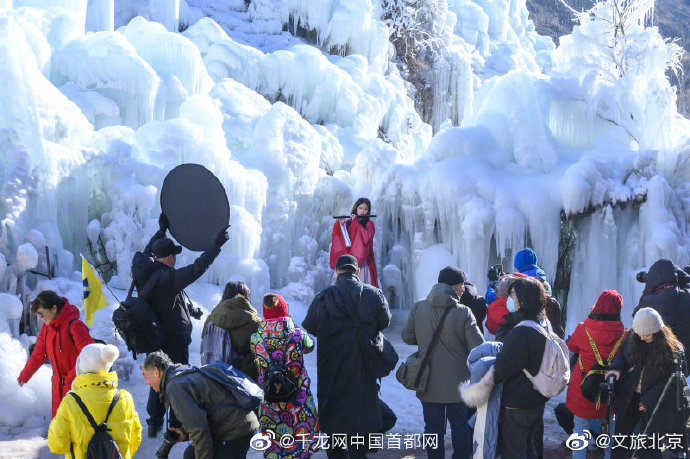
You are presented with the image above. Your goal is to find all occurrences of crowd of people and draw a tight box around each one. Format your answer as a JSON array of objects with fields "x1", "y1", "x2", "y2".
[{"x1": 13, "y1": 201, "x2": 690, "y2": 459}]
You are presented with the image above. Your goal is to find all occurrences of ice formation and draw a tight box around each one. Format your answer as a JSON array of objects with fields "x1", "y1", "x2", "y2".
[{"x1": 0, "y1": 0, "x2": 690, "y2": 431}]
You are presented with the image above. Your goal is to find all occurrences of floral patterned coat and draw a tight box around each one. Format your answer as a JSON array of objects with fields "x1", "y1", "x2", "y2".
[{"x1": 250, "y1": 317, "x2": 319, "y2": 458}]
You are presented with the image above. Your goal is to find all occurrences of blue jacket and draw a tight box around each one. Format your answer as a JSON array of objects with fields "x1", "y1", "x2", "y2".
[{"x1": 462, "y1": 342, "x2": 503, "y2": 459}]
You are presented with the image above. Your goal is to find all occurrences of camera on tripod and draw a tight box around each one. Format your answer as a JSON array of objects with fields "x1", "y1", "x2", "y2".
[{"x1": 155, "y1": 430, "x2": 180, "y2": 459}]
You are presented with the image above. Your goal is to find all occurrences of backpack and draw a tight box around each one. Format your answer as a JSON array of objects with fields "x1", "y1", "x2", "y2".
[
  {"x1": 262, "y1": 333, "x2": 299, "y2": 404},
  {"x1": 194, "y1": 361, "x2": 263, "y2": 411},
  {"x1": 579, "y1": 327, "x2": 626, "y2": 408},
  {"x1": 67, "y1": 319, "x2": 106, "y2": 346},
  {"x1": 69, "y1": 390, "x2": 123, "y2": 459},
  {"x1": 112, "y1": 269, "x2": 166, "y2": 358},
  {"x1": 516, "y1": 320, "x2": 570, "y2": 398}
]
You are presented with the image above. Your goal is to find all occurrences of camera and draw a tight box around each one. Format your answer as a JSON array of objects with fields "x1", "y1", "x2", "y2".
[
  {"x1": 488, "y1": 264, "x2": 504, "y2": 282},
  {"x1": 155, "y1": 430, "x2": 180, "y2": 459},
  {"x1": 636, "y1": 270, "x2": 647, "y2": 283},
  {"x1": 190, "y1": 306, "x2": 203, "y2": 320},
  {"x1": 600, "y1": 373, "x2": 617, "y2": 396}
]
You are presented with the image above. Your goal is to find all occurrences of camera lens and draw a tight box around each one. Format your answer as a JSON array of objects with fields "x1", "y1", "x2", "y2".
[{"x1": 155, "y1": 431, "x2": 180, "y2": 459}]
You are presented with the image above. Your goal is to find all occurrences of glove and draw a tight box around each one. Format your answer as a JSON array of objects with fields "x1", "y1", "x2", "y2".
[
  {"x1": 487, "y1": 266, "x2": 499, "y2": 282},
  {"x1": 214, "y1": 225, "x2": 230, "y2": 247},
  {"x1": 159, "y1": 213, "x2": 169, "y2": 232},
  {"x1": 190, "y1": 306, "x2": 203, "y2": 320}
]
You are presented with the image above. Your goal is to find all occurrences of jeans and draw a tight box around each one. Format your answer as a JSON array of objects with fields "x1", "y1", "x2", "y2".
[
  {"x1": 183, "y1": 434, "x2": 253, "y2": 459},
  {"x1": 499, "y1": 405, "x2": 544, "y2": 459},
  {"x1": 422, "y1": 401, "x2": 472, "y2": 459},
  {"x1": 572, "y1": 416, "x2": 611, "y2": 459},
  {"x1": 147, "y1": 342, "x2": 189, "y2": 427}
]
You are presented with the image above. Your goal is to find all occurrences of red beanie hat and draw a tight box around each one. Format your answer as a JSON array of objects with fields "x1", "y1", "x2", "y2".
[
  {"x1": 591, "y1": 290, "x2": 623, "y2": 316},
  {"x1": 263, "y1": 293, "x2": 289, "y2": 319}
]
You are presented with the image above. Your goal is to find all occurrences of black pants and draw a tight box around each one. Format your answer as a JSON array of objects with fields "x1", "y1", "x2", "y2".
[
  {"x1": 183, "y1": 434, "x2": 252, "y2": 459},
  {"x1": 499, "y1": 405, "x2": 544, "y2": 458},
  {"x1": 325, "y1": 399, "x2": 396, "y2": 459},
  {"x1": 147, "y1": 342, "x2": 189, "y2": 427}
]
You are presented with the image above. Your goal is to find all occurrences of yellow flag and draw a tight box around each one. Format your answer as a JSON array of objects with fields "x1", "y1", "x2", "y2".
[{"x1": 82, "y1": 256, "x2": 108, "y2": 326}]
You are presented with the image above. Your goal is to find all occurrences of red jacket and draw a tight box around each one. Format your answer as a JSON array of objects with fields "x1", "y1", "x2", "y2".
[
  {"x1": 329, "y1": 219, "x2": 378, "y2": 287},
  {"x1": 18, "y1": 300, "x2": 94, "y2": 417},
  {"x1": 486, "y1": 297, "x2": 509, "y2": 335},
  {"x1": 566, "y1": 317, "x2": 626, "y2": 419}
]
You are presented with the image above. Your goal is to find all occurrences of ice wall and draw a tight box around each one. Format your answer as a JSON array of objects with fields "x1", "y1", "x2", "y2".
[{"x1": 0, "y1": 0, "x2": 689, "y2": 354}]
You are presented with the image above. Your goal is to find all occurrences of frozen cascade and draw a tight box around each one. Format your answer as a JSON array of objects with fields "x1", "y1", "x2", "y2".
[
  {"x1": 51, "y1": 31, "x2": 160, "y2": 129},
  {"x1": 15, "y1": 0, "x2": 87, "y2": 36},
  {"x1": 151, "y1": 0, "x2": 179, "y2": 33},
  {"x1": 565, "y1": 206, "x2": 643, "y2": 334},
  {"x1": 85, "y1": 0, "x2": 114, "y2": 32},
  {"x1": 248, "y1": 0, "x2": 390, "y2": 73},
  {"x1": 119, "y1": 17, "x2": 213, "y2": 103}
]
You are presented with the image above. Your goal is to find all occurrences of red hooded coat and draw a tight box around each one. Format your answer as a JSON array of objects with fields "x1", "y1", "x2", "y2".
[
  {"x1": 329, "y1": 218, "x2": 378, "y2": 287},
  {"x1": 485, "y1": 297, "x2": 508, "y2": 335},
  {"x1": 566, "y1": 290, "x2": 626, "y2": 419},
  {"x1": 18, "y1": 300, "x2": 94, "y2": 417}
]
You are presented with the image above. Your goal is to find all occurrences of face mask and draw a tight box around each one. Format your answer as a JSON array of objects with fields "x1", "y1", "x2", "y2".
[{"x1": 506, "y1": 297, "x2": 518, "y2": 313}]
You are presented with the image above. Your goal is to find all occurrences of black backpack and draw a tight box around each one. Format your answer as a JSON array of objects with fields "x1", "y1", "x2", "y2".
[
  {"x1": 579, "y1": 327, "x2": 626, "y2": 408},
  {"x1": 70, "y1": 390, "x2": 122, "y2": 459},
  {"x1": 112, "y1": 270, "x2": 166, "y2": 358},
  {"x1": 262, "y1": 334, "x2": 298, "y2": 403}
]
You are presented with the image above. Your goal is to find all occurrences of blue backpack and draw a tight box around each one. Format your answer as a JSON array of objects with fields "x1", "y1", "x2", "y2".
[{"x1": 195, "y1": 361, "x2": 263, "y2": 411}]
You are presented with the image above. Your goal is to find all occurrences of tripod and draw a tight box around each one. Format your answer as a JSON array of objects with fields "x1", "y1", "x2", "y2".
[
  {"x1": 631, "y1": 349, "x2": 688, "y2": 459},
  {"x1": 601, "y1": 374, "x2": 616, "y2": 456}
]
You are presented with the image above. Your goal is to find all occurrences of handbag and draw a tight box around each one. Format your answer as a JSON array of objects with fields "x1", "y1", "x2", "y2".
[
  {"x1": 396, "y1": 306, "x2": 452, "y2": 393},
  {"x1": 329, "y1": 287, "x2": 399, "y2": 379},
  {"x1": 580, "y1": 327, "x2": 626, "y2": 409}
]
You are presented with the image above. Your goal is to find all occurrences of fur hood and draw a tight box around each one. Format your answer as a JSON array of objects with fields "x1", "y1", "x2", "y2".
[{"x1": 461, "y1": 366, "x2": 495, "y2": 408}]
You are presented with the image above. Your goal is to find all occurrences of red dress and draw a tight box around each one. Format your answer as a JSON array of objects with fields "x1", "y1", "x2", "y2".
[
  {"x1": 329, "y1": 218, "x2": 378, "y2": 287},
  {"x1": 18, "y1": 300, "x2": 94, "y2": 417},
  {"x1": 566, "y1": 317, "x2": 626, "y2": 419}
]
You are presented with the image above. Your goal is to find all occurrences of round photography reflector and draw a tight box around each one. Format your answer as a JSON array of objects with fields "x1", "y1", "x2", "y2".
[{"x1": 160, "y1": 164, "x2": 230, "y2": 251}]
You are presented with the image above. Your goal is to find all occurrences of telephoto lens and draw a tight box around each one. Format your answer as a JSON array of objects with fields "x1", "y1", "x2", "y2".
[
  {"x1": 155, "y1": 430, "x2": 180, "y2": 459},
  {"x1": 636, "y1": 270, "x2": 647, "y2": 283}
]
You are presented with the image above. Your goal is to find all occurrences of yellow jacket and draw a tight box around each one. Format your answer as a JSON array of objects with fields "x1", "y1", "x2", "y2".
[{"x1": 48, "y1": 371, "x2": 141, "y2": 459}]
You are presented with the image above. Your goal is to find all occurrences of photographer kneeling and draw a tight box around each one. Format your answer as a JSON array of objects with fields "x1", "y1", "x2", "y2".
[
  {"x1": 141, "y1": 351, "x2": 259, "y2": 459},
  {"x1": 605, "y1": 308, "x2": 687, "y2": 458}
]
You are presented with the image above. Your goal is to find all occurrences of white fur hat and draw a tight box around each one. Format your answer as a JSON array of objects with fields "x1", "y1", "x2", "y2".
[{"x1": 76, "y1": 343, "x2": 119, "y2": 375}]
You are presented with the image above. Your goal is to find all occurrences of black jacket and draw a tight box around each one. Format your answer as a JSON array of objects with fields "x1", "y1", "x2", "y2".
[
  {"x1": 493, "y1": 310, "x2": 548, "y2": 408},
  {"x1": 610, "y1": 336, "x2": 686, "y2": 439},
  {"x1": 635, "y1": 259, "x2": 690, "y2": 366},
  {"x1": 160, "y1": 364, "x2": 259, "y2": 459},
  {"x1": 131, "y1": 230, "x2": 220, "y2": 347},
  {"x1": 302, "y1": 272, "x2": 391, "y2": 435},
  {"x1": 461, "y1": 282, "x2": 487, "y2": 332}
]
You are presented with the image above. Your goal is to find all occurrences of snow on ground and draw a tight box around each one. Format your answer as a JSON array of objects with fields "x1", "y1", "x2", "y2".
[{"x1": 0, "y1": 283, "x2": 571, "y2": 458}]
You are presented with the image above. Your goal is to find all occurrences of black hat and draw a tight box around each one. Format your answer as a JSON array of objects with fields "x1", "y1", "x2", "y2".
[
  {"x1": 336, "y1": 254, "x2": 359, "y2": 271},
  {"x1": 152, "y1": 238, "x2": 182, "y2": 258},
  {"x1": 438, "y1": 266, "x2": 467, "y2": 286}
]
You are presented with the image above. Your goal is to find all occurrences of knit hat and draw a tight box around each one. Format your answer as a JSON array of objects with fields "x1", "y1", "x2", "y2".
[
  {"x1": 496, "y1": 272, "x2": 528, "y2": 298},
  {"x1": 514, "y1": 248, "x2": 538, "y2": 272},
  {"x1": 263, "y1": 293, "x2": 289, "y2": 319},
  {"x1": 632, "y1": 308, "x2": 664, "y2": 336},
  {"x1": 591, "y1": 290, "x2": 623, "y2": 316},
  {"x1": 438, "y1": 266, "x2": 467, "y2": 286},
  {"x1": 76, "y1": 343, "x2": 119, "y2": 375}
]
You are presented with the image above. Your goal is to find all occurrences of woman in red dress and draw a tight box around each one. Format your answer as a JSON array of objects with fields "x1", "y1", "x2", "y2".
[{"x1": 329, "y1": 197, "x2": 378, "y2": 287}]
